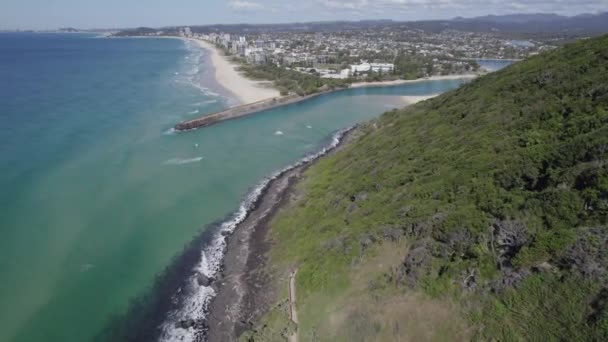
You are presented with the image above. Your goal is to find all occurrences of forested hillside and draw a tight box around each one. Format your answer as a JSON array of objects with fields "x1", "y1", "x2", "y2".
[{"x1": 244, "y1": 35, "x2": 608, "y2": 341}]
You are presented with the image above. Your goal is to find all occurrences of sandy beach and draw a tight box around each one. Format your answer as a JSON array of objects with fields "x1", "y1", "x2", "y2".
[
  {"x1": 401, "y1": 94, "x2": 441, "y2": 105},
  {"x1": 188, "y1": 39, "x2": 280, "y2": 104}
]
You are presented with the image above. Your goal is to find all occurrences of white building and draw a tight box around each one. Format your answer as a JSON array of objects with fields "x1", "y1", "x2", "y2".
[
  {"x1": 371, "y1": 63, "x2": 395, "y2": 73},
  {"x1": 350, "y1": 62, "x2": 395, "y2": 74},
  {"x1": 179, "y1": 27, "x2": 192, "y2": 38},
  {"x1": 351, "y1": 63, "x2": 371, "y2": 73},
  {"x1": 321, "y1": 69, "x2": 352, "y2": 79},
  {"x1": 244, "y1": 47, "x2": 263, "y2": 57}
]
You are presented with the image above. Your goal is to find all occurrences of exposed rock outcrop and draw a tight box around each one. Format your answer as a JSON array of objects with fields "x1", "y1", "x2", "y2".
[{"x1": 197, "y1": 273, "x2": 213, "y2": 287}]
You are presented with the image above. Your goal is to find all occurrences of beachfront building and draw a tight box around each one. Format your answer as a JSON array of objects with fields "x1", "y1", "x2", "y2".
[
  {"x1": 351, "y1": 62, "x2": 395, "y2": 74},
  {"x1": 371, "y1": 63, "x2": 395, "y2": 73},
  {"x1": 320, "y1": 68, "x2": 352, "y2": 79},
  {"x1": 179, "y1": 27, "x2": 192, "y2": 38},
  {"x1": 351, "y1": 63, "x2": 371, "y2": 73}
]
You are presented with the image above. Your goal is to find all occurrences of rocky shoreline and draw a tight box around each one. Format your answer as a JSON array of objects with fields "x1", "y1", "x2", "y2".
[{"x1": 204, "y1": 127, "x2": 359, "y2": 341}]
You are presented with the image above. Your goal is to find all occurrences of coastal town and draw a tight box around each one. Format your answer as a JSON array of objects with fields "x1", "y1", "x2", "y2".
[
  {"x1": 119, "y1": 23, "x2": 552, "y2": 84},
  {"x1": 185, "y1": 28, "x2": 542, "y2": 78},
  {"x1": 112, "y1": 24, "x2": 558, "y2": 130}
]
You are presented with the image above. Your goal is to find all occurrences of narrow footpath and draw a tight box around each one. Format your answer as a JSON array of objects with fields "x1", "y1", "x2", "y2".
[{"x1": 288, "y1": 269, "x2": 299, "y2": 342}]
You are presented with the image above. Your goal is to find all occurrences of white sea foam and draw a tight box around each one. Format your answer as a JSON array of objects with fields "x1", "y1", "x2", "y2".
[
  {"x1": 306, "y1": 125, "x2": 313, "y2": 129},
  {"x1": 189, "y1": 82, "x2": 219, "y2": 97},
  {"x1": 163, "y1": 128, "x2": 177, "y2": 135},
  {"x1": 274, "y1": 130, "x2": 284, "y2": 135},
  {"x1": 188, "y1": 109, "x2": 200, "y2": 115},
  {"x1": 192, "y1": 99, "x2": 217, "y2": 106},
  {"x1": 159, "y1": 126, "x2": 354, "y2": 342},
  {"x1": 163, "y1": 157, "x2": 204, "y2": 165}
]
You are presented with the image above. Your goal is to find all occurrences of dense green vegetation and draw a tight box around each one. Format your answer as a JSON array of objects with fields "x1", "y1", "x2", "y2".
[
  {"x1": 237, "y1": 63, "x2": 351, "y2": 96},
  {"x1": 393, "y1": 53, "x2": 480, "y2": 79},
  {"x1": 244, "y1": 35, "x2": 608, "y2": 341}
]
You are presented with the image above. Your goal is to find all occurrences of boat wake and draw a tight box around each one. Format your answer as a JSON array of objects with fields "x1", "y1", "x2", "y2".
[
  {"x1": 158, "y1": 126, "x2": 354, "y2": 342},
  {"x1": 163, "y1": 157, "x2": 204, "y2": 165}
]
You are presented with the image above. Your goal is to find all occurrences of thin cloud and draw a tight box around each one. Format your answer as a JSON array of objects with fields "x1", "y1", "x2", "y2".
[{"x1": 229, "y1": 0, "x2": 264, "y2": 11}]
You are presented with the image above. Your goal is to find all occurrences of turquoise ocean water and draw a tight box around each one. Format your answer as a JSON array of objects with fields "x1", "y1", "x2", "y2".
[{"x1": 0, "y1": 33, "x2": 475, "y2": 341}]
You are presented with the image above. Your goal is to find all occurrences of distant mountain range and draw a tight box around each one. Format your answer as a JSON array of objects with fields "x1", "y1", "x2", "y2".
[
  {"x1": 112, "y1": 11, "x2": 608, "y2": 38},
  {"x1": 439, "y1": 12, "x2": 608, "y2": 35},
  {"x1": 463, "y1": 13, "x2": 571, "y2": 23}
]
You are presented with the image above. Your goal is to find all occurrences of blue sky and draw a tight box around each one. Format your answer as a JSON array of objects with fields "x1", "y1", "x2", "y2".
[{"x1": 1, "y1": 0, "x2": 607, "y2": 30}]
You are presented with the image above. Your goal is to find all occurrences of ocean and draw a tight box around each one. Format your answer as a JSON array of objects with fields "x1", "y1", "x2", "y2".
[{"x1": 0, "y1": 33, "x2": 475, "y2": 342}]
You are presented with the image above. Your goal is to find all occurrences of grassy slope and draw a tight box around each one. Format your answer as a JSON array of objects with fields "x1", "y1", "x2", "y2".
[{"x1": 242, "y1": 35, "x2": 608, "y2": 341}]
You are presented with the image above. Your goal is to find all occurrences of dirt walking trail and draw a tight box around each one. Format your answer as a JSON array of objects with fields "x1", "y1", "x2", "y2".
[{"x1": 288, "y1": 269, "x2": 299, "y2": 342}]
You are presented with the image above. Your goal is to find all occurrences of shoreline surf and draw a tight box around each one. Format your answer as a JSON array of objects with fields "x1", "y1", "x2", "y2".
[
  {"x1": 157, "y1": 126, "x2": 355, "y2": 341},
  {"x1": 186, "y1": 38, "x2": 280, "y2": 105}
]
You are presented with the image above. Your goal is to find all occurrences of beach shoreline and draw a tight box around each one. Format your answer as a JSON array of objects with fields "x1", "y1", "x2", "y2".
[
  {"x1": 123, "y1": 35, "x2": 478, "y2": 115},
  {"x1": 185, "y1": 38, "x2": 280, "y2": 105},
  {"x1": 167, "y1": 36, "x2": 476, "y2": 131},
  {"x1": 172, "y1": 60, "x2": 476, "y2": 131}
]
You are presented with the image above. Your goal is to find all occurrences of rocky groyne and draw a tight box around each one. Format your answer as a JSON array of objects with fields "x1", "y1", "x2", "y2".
[{"x1": 174, "y1": 90, "x2": 336, "y2": 131}]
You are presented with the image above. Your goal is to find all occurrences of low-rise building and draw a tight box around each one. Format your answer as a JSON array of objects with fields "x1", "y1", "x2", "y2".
[{"x1": 370, "y1": 63, "x2": 395, "y2": 73}]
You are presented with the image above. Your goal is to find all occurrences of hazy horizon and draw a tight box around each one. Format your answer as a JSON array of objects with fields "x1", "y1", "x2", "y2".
[{"x1": 1, "y1": 0, "x2": 607, "y2": 31}]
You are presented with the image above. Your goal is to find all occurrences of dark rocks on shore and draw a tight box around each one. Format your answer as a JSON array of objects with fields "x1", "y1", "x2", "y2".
[
  {"x1": 197, "y1": 273, "x2": 214, "y2": 287},
  {"x1": 175, "y1": 319, "x2": 196, "y2": 330}
]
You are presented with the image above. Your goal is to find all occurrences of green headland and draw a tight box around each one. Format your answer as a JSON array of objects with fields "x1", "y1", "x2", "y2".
[{"x1": 239, "y1": 34, "x2": 608, "y2": 341}]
